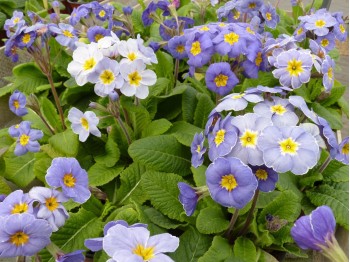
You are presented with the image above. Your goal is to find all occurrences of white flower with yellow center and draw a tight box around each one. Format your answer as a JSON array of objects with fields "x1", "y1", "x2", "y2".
[
  {"x1": 68, "y1": 107, "x2": 101, "y2": 142},
  {"x1": 67, "y1": 42, "x2": 104, "y2": 86},
  {"x1": 97, "y1": 32, "x2": 120, "y2": 58},
  {"x1": 120, "y1": 60, "x2": 157, "y2": 99},
  {"x1": 117, "y1": 38, "x2": 149, "y2": 65}
]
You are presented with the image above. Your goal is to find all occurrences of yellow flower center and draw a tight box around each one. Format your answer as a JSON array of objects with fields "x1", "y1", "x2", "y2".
[
  {"x1": 63, "y1": 173, "x2": 76, "y2": 187},
  {"x1": 219, "y1": 23, "x2": 226, "y2": 27},
  {"x1": 255, "y1": 169, "x2": 268, "y2": 180},
  {"x1": 19, "y1": 134, "x2": 30, "y2": 146},
  {"x1": 127, "y1": 52, "x2": 137, "y2": 61},
  {"x1": 297, "y1": 27, "x2": 303, "y2": 35},
  {"x1": 270, "y1": 104, "x2": 286, "y2": 115},
  {"x1": 214, "y1": 129, "x2": 226, "y2": 146},
  {"x1": 11, "y1": 203, "x2": 28, "y2": 214},
  {"x1": 327, "y1": 67, "x2": 333, "y2": 80},
  {"x1": 94, "y1": 34, "x2": 104, "y2": 42},
  {"x1": 15, "y1": 124, "x2": 20, "y2": 128},
  {"x1": 214, "y1": 74, "x2": 228, "y2": 87},
  {"x1": 63, "y1": 30, "x2": 73, "y2": 38},
  {"x1": 81, "y1": 117, "x2": 89, "y2": 130},
  {"x1": 339, "y1": 24, "x2": 345, "y2": 34},
  {"x1": 22, "y1": 33, "x2": 31, "y2": 44},
  {"x1": 13, "y1": 17, "x2": 20, "y2": 24},
  {"x1": 200, "y1": 26, "x2": 209, "y2": 31},
  {"x1": 287, "y1": 59, "x2": 303, "y2": 76},
  {"x1": 231, "y1": 94, "x2": 244, "y2": 99},
  {"x1": 99, "y1": 10, "x2": 106, "y2": 17},
  {"x1": 133, "y1": 244, "x2": 155, "y2": 261},
  {"x1": 196, "y1": 145, "x2": 201, "y2": 153},
  {"x1": 128, "y1": 71, "x2": 142, "y2": 86},
  {"x1": 279, "y1": 137, "x2": 299, "y2": 155},
  {"x1": 221, "y1": 174, "x2": 238, "y2": 191},
  {"x1": 321, "y1": 39, "x2": 329, "y2": 47},
  {"x1": 224, "y1": 32, "x2": 240, "y2": 45},
  {"x1": 45, "y1": 196, "x2": 59, "y2": 211},
  {"x1": 240, "y1": 130, "x2": 258, "y2": 148},
  {"x1": 176, "y1": 45, "x2": 185, "y2": 54},
  {"x1": 255, "y1": 52, "x2": 262, "y2": 66},
  {"x1": 13, "y1": 100, "x2": 20, "y2": 109},
  {"x1": 249, "y1": 3, "x2": 256, "y2": 9},
  {"x1": 233, "y1": 10, "x2": 240, "y2": 20},
  {"x1": 246, "y1": 27, "x2": 255, "y2": 34},
  {"x1": 190, "y1": 41, "x2": 201, "y2": 56},
  {"x1": 341, "y1": 143, "x2": 349, "y2": 155},
  {"x1": 10, "y1": 232, "x2": 29, "y2": 246},
  {"x1": 100, "y1": 70, "x2": 115, "y2": 85},
  {"x1": 315, "y1": 19, "x2": 326, "y2": 28},
  {"x1": 83, "y1": 58, "x2": 96, "y2": 71},
  {"x1": 266, "y1": 12, "x2": 272, "y2": 21}
]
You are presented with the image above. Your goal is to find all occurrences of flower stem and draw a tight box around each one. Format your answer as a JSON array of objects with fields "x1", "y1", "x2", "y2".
[
  {"x1": 320, "y1": 235, "x2": 348, "y2": 262},
  {"x1": 47, "y1": 73, "x2": 66, "y2": 130},
  {"x1": 237, "y1": 189, "x2": 260, "y2": 237},
  {"x1": 319, "y1": 155, "x2": 331, "y2": 173},
  {"x1": 225, "y1": 208, "x2": 240, "y2": 244},
  {"x1": 116, "y1": 116, "x2": 131, "y2": 145},
  {"x1": 173, "y1": 59, "x2": 180, "y2": 87}
]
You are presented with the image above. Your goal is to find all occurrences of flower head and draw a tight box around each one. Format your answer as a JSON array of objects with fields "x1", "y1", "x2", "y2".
[
  {"x1": 191, "y1": 133, "x2": 206, "y2": 168},
  {"x1": 206, "y1": 157, "x2": 257, "y2": 208},
  {"x1": 0, "y1": 190, "x2": 33, "y2": 217},
  {"x1": 142, "y1": 2, "x2": 158, "y2": 26},
  {"x1": 4, "y1": 11, "x2": 24, "y2": 37},
  {"x1": 212, "y1": 26, "x2": 247, "y2": 58},
  {"x1": 334, "y1": 137, "x2": 349, "y2": 165},
  {"x1": 68, "y1": 107, "x2": 101, "y2": 142},
  {"x1": 301, "y1": 11, "x2": 337, "y2": 36},
  {"x1": 185, "y1": 32, "x2": 214, "y2": 68},
  {"x1": 9, "y1": 90, "x2": 28, "y2": 117},
  {"x1": 250, "y1": 165, "x2": 278, "y2": 192},
  {"x1": 46, "y1": 157, "x2": 91, "y2": 203},
  {"x1": 321, "y1": 55, "x2": 335, "y2": 92},
  {"x1": 0, "y1": 213, "x2": 52, "y2": 257},
  {"x1": 316, "y1": 33, "x2": 336, "y2": 52},
  {"x1": 14, "y1": 123, "x2": 43, "y2": 156},
  {"x1": 87, "y1": 26, "x2": 110, "y2": 43},
  {"x1": 178, "y1": 182, "x2": 199, "y2": 216},
  {"x1": 261, "y1": 4, "x2": 279, "y2": 29},
  {"x1": 56, "y1": 250, "x2": 85, "y2": 262},
  {"x1": 167, "y1": 35, "x2": 188, "y2": 60},
  {"x1": 49, "y1": 23, "x2": 78, "y2": 50},
  {"x1": 215, "y1": 91, "x2": 263, "y2": 112}
]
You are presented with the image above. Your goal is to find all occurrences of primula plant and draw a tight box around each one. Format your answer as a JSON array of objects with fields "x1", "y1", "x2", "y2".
[{"x1": 0, "y1": 0, "x2": 348, "y2": 261}]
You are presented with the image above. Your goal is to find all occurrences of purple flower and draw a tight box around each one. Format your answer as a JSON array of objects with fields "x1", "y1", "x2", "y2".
[
  {"x1": 333, "y1": 15, "x2": 347, "y2": 42},
  {"x1": 334, "y1": 137, "x2": 349, "y2": 165},
  {"x1": 215, "y1": 91, "x2": 263, "y2": 112},
  {"x1": 167, "y1": 35, "x2": 188, "y2": 60},
  {"x1": 212, "y1": 26, "x2": 247, "y2": 58},
  {"x1": 185, "y1": 32, "x2": 214, "y2": 68},
  {"x1": 229, "y1": 113, "x2": 272, "y2": 166},
  {"x1": 191, "y1": 133, "x2": 206, "y2": 168},
  {"x1": 46, "y1": 157, "x2": 91, "y2": 204},
  {"x1": 8, "y1": 121, "x2": 30, "y2": 138},
  {"x1": 0, "y1": 190, "x2": 33, "y2": 217},
  {"x1": 258, "y1": 126, "x2": 320, "y2": 175},
  {"x1": 4, "y1": 38, "x2": 19, "y2": 62},
  {"x1": 253, "y1": 97, "x2": 299, "y2": 127},
  {"x1": 205, "y1": 109, "x2": 221, "y2": 136},
  {"x1": 9, "y1": 90, "x2": 28, "y2": 116},
  {"x1": 4, "y1": 11, "x2": 24, "y2": 37},
  {"x1": 103, "y1": 224, "x2": 179, "y2": 261},
  {"x1": 272, "y1": 49, "x2": 313, "y2": 89},
  {"x1": 14, "y1": 123, "x2": 43, "y2": 156},
  {"x1": 0, "y1": 213, "x2": 52, "y2": 257},
  {"x1": 206, "y1": 157, "x2": 258, "y2": 208},
  {"x1": 205, "y1": 62, "x2": 239, "y2": 96},
  {"x1": 87, "y1": 26, "x2": 110, "y2": 43},
  {"x1": 293, "y1": 24, "x2": 306, "y2": 42},
  {"x1": 321, "y1": 55, "x2": 335, "y2": 92},
  {"x1": 250, "y1": 165, "x2": 278, "y2": 192},
  {"x1": 29, "y1": 187, "x2": 69, "y2": 232},
  {"x1": 142, "y1": 2, "x2": 158, "y2": 26},
  {"x1": 149, "y1": 42, "x2": 161, "y2": 52},
  {"x1": 15, "y1": 29, "x2": 36, "y2": 49},
  {"x1": 49, "y1": 23, "x2": 78, "y2": 50},
  {"x1": 0, "y1": 195, "x2": 6, "y2": 202},
  {"x1": 240, "y1": 0, "x2": 263, "y2": 13},
  {"x1": 291, "y1": 206, "x2": 335, "y2": 250},
  {"x1": 302, "y1": 11, "x2": 337, "y2": 36},
  {"x1": 178, "y1": 182, "x2": 198, "y2": 216},
  {"x1": 261, "y1": 4, "x2": 279, "y2": 29},
  {"x1": 208, "y1": 115, "x2": 238, "y2": 161},
  {"x1": 56, "y1": 250, "x2": 85, "y2": 262},
  {"x1": 123, "y1": 6, "x2": 133, "y2": 15},
  {"x1": 316, "y1": 33, "x2": 335, "y2": 52}
]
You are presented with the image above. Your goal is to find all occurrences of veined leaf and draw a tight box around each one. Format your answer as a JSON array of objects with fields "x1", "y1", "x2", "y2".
[
  {"x1": 88, "y1": 163, "x2": 124, "y2": 187},
  {"x1": 234, "y1": 237, "x2": 257, "y2": 262},
  {"x1": 142, "y1": 119, "x2": 172, "y2": 138},
  {"x1": 48, "y1": 129, "x2": 79, "y2": 157},
  {"x1": 194, "y1": 93, "x2": 215, "y2": 129},
  {"x1": 196, "y1": 207, "x2": 229, "y2": 234},
  {"x1": 198, "y1": 236, "x2": 233, "y2": 262},
  {"x1": 167, "y1": 121, "x2": 203, "y2": 147},
  {"x1": 4, "y1": 152, "x2": 35, "y2": 187}
]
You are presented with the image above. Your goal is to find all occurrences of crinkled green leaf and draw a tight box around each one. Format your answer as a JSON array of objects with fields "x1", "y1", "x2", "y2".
[
  {"x1": 312, "y1": 102, "x2": 343, "y2": 129},
  {"x1": 40, "y1": 96, "x2": 62, "y2": 133},
  {"x1": 182, "y1": 85, "x2": 198, "y2": 123},
  {"x1": 196, "y1": 207, "x2": 229, "y2": 234},
  {"x1": 12, "y1": 63, "x2": 48, "y2": 94},
  {"x1": 0, "y1": 176, "x2": 11, "y2": 195},
  {"x1": 321, "y1": 80, "x2": 346, "y2": 107},
  {"x1": 322, "y1": 160, "x2": 349, "y2": 182},
  {"x1": 48, "y1": 129, "x2": 79, "y2": 157},
  {"x1": 198, "y1": 236, "x2": 233, "y2": 262},
  {"x1": 194, "y1": 94, "x2": 215, "y2": 129},
  {"x1": 168, "y1": 121, "x2": 203, "y2": 146},
  {"x1": 94, "y1": 135, "x2": 120, "y2": 167},
  {"x1": 4, "y1": 152, "x2": 35, "y2": 188},
  {"x1": 144, "y1": 207, "x2": 187, "y2": 229},
  {"x1": 142, "y1": 119, "x2": 172, "y2": 137},
  {"x1": 233, "y1": 237, "x2": 257, "y2": 262},
  {"x1": 191, "y1": 165, "x2": 207, "y2": 187},
  {"x1": 88, "y1": 163, "x2": 124, "y2": 187}
]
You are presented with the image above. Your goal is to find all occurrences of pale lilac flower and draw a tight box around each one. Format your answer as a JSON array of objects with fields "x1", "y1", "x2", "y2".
[
  {"x1": 4, "y1": 11, "x2": 24, "y2": 37},
  {"x1": 118, "y1": 38, "x2": 149, "y2": 65},
  {"x1": 321, "y1": 55, "x2": 335, "y2": 92},
  {"x1": 49, "y1": 23, "x2": 78, "y2": 50},
  {"x1": 178, "y1": 182, "x2": 199, "y2": 216},
  {"x1": 302, "y1": 11, "x2": 337, "y2": 36},
  {"x1": 46, "y1": 157, "x2": 91, "y2": 204},
  {"x1": 191, "y1": 133, "x2": 206, "y2": 168},
  {"x1": 119, "y1": 60, "x2": 157, "y2": 99},
  {"x1": 29, "y1": 187, "x2": 69, "y2": 232},
  {"x1": 14, "y1": 123, "x2": 43, "y2": 156},
  {"x1": 68, "y1": 107, "x2": 101, "y2": 142},
  {"x1": 8, "y1": 121, "x2": 30, "y2": 138},
  {"x1": 316, "y1": 33, "x2": 336, "y2": 52},
  {"x1": 261, "y1": 4, "x2": 279, "y2": 29},
  {"x1": 215, "y1": 92, "x2": 263, "y2": 112},
  {"x1": 97, "y1": 32, "x2": 120, "y2": 58},
  {"x1": 9, "y1": 90, "x2": 28, "y2": 116},
  {"x1": 334, "y1": 137, "x2": 349, "y2": 165},
  {"x1": 0, "y1": 190, "x2": 33, "y2": 217},
  {"x1": 103, "y1": 224, "x2": 179, "y2": 261},
  {"x1": 299, "y1": 123, "x2": 326, "y2": 149},
  {"x1": 136, "y1": 34, "x2": 158, "y2": 64},
  {"x1": 229, "y1": 113, "x2": 272, "y2": 166},
  {"x1": 206, "y1": 157, "x2": 257, "y2": 209},
  {"x1": 250, "y1": 165, "x2": 278, "y2": 192},
  {"x1": 56, "y1": 250, "x2": 85, "y2": 262},
  {"x1": 258, "y1": 126, "x2": 319, "y2": 175}
]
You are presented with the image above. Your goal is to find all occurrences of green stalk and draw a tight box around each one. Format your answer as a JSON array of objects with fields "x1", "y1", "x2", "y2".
[{"x1": 225, "y1": 209, "x2": 240, "y2": 244}]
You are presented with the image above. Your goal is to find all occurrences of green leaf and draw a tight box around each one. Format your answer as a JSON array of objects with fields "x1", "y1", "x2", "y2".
[
  {"x1": 144, "y1": 207, "x2": 187, "y2": 229},
  {"x1": 198, "y1": 236, "x2": 233, "y2": 262},
  {"x1": 88, "y1": 163, "x2": 124, "y2": 187},
  {"x1": 241, "y1": 71, "x2": 280, "y2": 92},
  {"x1": 141, "y1": 171, "x2": 186, "y2": 221},
  {"x1": 276, "y1": 172, "x2": 303, "y2": 199},
  {"x1": 82, "y1": 195, "x2": 104, "y2": 217},
  {"x1": 131, "y1": 8, "x2": 145, "y2": 34},
  {"x1": 256, "y1": 191, "x2": 281, "y2": 209},
  {"x1": 337, "y1": 97, "x2": 349, "y2": 117},
  {"x1": 233, "y1": 237, "x2": 257, "y2": 262},
  {"x1": 48, "y1": 129, "x2": 79, "y2": 157},
  {"x1": 167, "y1": 121, "x2": 203, "y2": 146},
  {"x1": 154, "y1": 51, "x2": 174, "y2": 80},
  {"x1": 196, "y1": 207, "x2": 229, "y2": 234},
  {"x1": 49, "y1": 38, "x2": 72, "y2": 78},
  {"x1": 4, "y1": 153, "x2": 35, "y2": 187},
  {"x1": 192, "y1": 165, "x2": 207, "y2": 187},
  {"x1": 170, "y1": 227, "x2": 212, "y2": 262},
  {"x1": 312, "y1": 102, "x2": 343, "y2": 130},
  {"x1": 128, "y1": 135, "x2": 191, "y2": 176},
  {"x1": 106, "y1": 205, "x2": 139, "y2": 225},
  {"x1": 33, "y1": 152, "x2": 52, "y2": 183},
  {"x1": 23, "y1": 108, "x2": 53, "y2": 135},
  {"x1": 142, "y1": 119, "x2": 172, "y2": 137},
  {"x1": 306, "y1": 184, "x2": 349, "y2": 229},
  {"x1": 182, "y1": 85, "x2": 198, "y2": 123},
  {"x1": 94, "y1": 135, "x2": 120, "y2": 167},
  {"x1": 194, "y1": 94, "x2": 215, "y2": 128},
  {"x1": 0, "y1": 11, "x2": 6, "y2": 29},
  {"x1": 292, "y1": 5, "x2": 304, "y2": 23},
  {"x1": 149, "y1": 77, "x2": 170, "y2": 96},
  {"x1": 320, "y1": 80, "x2": 346, "y2": 107},
  {"x1": 298, "y1": 171, "x2": 323, "y2": 188},
  {"x1": 293, "y1": 84, "x2": 311, "y2": 102},
  {"x1": 308, "y1": 79, "x2": 323, "y2": 101},
  {"x1": 0, "y1": 176, "x2": 11, "y2": 195},
  {"x1": 40, "y1": 97, "x2": 62, "y2": 133},
  {"x1": 12, "y1": 63, "x2": 48, "y2": 94},
  {"x1": 116, "y1": 163, "x2": 148, "y2": 205},
  {"x1": 322, "y1": 160, "x2": 349, "y2": 182},
  {"x1": 257, "y1": 249, "x2": 279, "y2": 262}
]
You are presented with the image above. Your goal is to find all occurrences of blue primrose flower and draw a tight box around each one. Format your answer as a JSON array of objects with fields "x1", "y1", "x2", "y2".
[
  {"x1": 206, "y1": 157, "x2": 258, "y2": 209},
  {"x1": 250, "y1": 165, "x2": 278, "y2": 192},
  {"x1": 191, "y1": 132, "x2": 206, "y2": 168},
  {"x1": 142, "y1": 2, "x2": 158, "y2": 26},
  {"x1": 334, "y1": 137, "x2": 349, "y2": 165},
  {"x1": 46, "y1": 157, "x2": 91, "y2": 204},
  {"x1": 56, "y1": 250, "x2": 85, "y2": 262},
  {"x1": 215, "y1": 91, "x2": 263, "y2": 112},
  {"x1": 167, "y1": 35, "x2": 188, "y2": 60},
  {"x1": 0, "y1": 190, "x2": 33, "y2": 217},
  {"x1": 185, "y1": 31, "x2": 214, "y2": 68},
  {"x1": 321, "y1": 55, "x2": 335, "y2": 92},
  {"x1": 178, "y1": 182, "x2": 198, "y2": 216},
  {"x1": 9, "y1": 90, "x2": 28, "y2": 116},
  {"x1": 15, "y1": 123, "x2": 43, "y2": 156},
  {"x1": 0, "y1": 213, "x2": 52, "y2": 257},
  {"x1": 49, "y1": 23, "x2": 78, "y2": 50},
  {"x1": 87, "y1": 25, "x2": 110, "y2": 43},
  {"x1": 300, "y1": 10, "x2": 337, "y2": 36}
]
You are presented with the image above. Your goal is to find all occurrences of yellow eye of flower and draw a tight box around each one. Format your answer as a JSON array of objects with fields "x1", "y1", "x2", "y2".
[
  {"x1": 321, "y1": 39, "x2": 329, "y2": 47},
  {"x1": 83, "y1": 58, "x2": 96, "y2": 71},
  {"x1": 200, "y1": 26, "x2": 209, "y2": 31},
  {"x1": 100, "y1": 70, "x2": 115, "y2": 85},
  {"x1": 287, "y1": 59, "x2": 304, "y2": 76},
  {"x1": 81, "y1": 117, "x2": 89, "y2": 130},
  {"x1": 339, "y1": 24, "x2": 345, "y2": 34},
  {"x1": 221, "y1": 174, "x2": 238, "y2": 191},
  {"x1": 224, "y1": 32, "x2": 240, "y2": 45},
  {"x1": 233, "y1": 10, "x2": 240, "y2": 20},
  {"x1": 315, "y1": 19, "x2": 326, "y2": 28},
  {"x1": 176, "y1": 45, "x2": 185, "y2": 54},
  {"x1": 63, "y1": 30, "x2": 73, "y2": 38},
  {"x1": 255, "y1": 169, "x2": 268, "y2": 180},
  {"x1": 128, "y1": 71, "x2": 142, "y2": 86},
  {"x1": 327, "y1": 67, "x2": 333, "y2": 80},
  {"x1": 246, "y1": 27, "x2": 255, "y2": 34},
  {"x1": 128, "y1": 52, "x2": 137, "y2": 61},
  {"x1": 99, "y1": 10, "x2": 106, "y2": 17},
  {"x1": 10, "y1": 232, "x2": 29, "y2": 246},
  {"x1": 94, "y1": 34, "x2": 104, "y2": 42},
  {"x1": 240, "y1": 130, "x2": 258, "y2": 148},
  {"x1": 297, "y1": 27, "x2": 303, "y2": 35},
  {"x1": 196, "y1": 145, "x2": 201, "y2": 153},
  {"x1": 266, "y1": 12, "x2": 272, "y2": 21},
  {"x1": 249, "y1": 3, "x2": 256, "y2": 9},
  {"x1": 214, "y1": 129, "x2": 226, "y2": 146},
  {"x1": 219, "y1": 23, "x2": 226, "y2": 27},
  {"x1": 190, "y1": 41, "x2": 201, "y2": 56},
  {"x1": 45, "y1": 197, "x2": 59, "y2": 211},
  {"x1": 19, "y1": 134, "x2": 30, "y2": 146},
  {"x1": 342, "y1": 143, "x2": 349, "y2": 155},
  {"x1": 13, "y1": 100, "x2": 20, "y2": 109},
  {"x1": 133, "y1": 244, "x2": 155, "y2": 260},
  {"x1": 255, "y1": 52, "x2": 262, "y2": 66},
  {"x1": 22, "y1": 33, "x2": 31, "y2": 44},
  {"x1": 13, "y1": 17, "x2": 20, "y2": 24},
  {"x1": 279, "y1": 137, "x2": 299, "y2": 155},
  {"x1": 11, "y1": 203, "x2": 28, "y2": 214},
  {"x1": 214, "y1": 74, "x2": 229, "y2": 87},
  {"x1": 231, "y1": 94, "x2": 244, "y2": 99},
  {"x1": 63, "y1": 173, "x2": 76, "y2": 187},
  {"x1": 270, "y1": 104, "x2": 287, "y2": 115}
]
